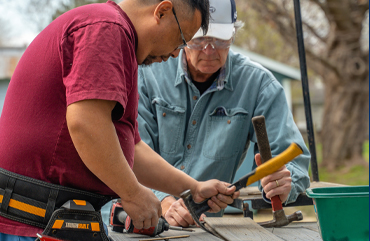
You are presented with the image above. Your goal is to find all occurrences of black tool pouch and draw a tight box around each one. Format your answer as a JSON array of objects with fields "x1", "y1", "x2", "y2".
[
  {"x1": 0, "y1": 168, "x2": 112, "y2": 229},
  {"x1": 35, "y1": 200, "x2": 110, "y2": 241}
]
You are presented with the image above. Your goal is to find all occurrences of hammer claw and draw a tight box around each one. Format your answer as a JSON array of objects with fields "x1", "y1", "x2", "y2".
[
  {"x1": 258, "y1": 210, "x2": 303, "y2": 228},
  {"x1": 180, "y1": 190, "x2": 213, "y2": 235},
  {"x1": 288, "y1": 210, "x2": 303, "y2": 222}
]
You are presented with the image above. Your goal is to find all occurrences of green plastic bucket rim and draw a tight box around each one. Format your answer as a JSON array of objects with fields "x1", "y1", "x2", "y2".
[{"x1": 306, "y1": 185, "x2": 369, "y2": 198}]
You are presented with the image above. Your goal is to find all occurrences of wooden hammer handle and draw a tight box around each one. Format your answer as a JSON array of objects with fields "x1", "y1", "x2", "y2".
[
  {"x1": 252, "y1": 116, "x2": 283, "y2": 211},
  {"x1": 252, "y1": 116, "x2": 272, "y2": 163}
]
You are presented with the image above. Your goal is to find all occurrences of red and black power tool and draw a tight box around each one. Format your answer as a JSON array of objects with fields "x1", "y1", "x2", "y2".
[
  {"x1": 109, "y1": 200, "x2": 193, "y2": 237},
  {"x1": 109, "y1": 200, "x2": 169, "y2": 236}
]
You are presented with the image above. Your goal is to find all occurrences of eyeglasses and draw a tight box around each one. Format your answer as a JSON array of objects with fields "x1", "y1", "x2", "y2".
[
  {"x1": 187, "y1": 36, "x2": 234, "y2": 50},
  {"x1": 172, "y1": 7, "x2": 187, "y2": 50}
]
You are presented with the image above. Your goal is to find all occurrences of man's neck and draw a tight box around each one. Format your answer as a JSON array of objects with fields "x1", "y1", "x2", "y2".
[
  {"x1": 191, "y1": 70, "x2": 220, "y2": 84},
  {"x1": 191, "y1": 71, "x2": 220, "y2": 95}
]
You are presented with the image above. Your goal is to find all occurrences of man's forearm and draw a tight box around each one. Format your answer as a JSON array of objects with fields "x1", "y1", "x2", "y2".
[{"x1": 133, "y1": 140, "x2": 197, "y2": 197}]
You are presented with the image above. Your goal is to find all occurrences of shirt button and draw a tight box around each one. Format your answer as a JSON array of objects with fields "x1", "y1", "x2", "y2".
[
  {"x1": 180, "y1": 165, "x2": 185, "y2": 170},
  {"x1": 193, "y1": 96, "x2": 198, "y2": 100},
  {"x1": 227, "y1": 120, "x2": 231, "y2": 124},
  {"x1": 163, "y1": 112, "x2": 166, "y2": 117},
  {"x1": 192, "y1": 120, "x2": 197, "y2": 125},
  {"x1": 187, "y1": 144, "x2": 191, "y2": 149}
]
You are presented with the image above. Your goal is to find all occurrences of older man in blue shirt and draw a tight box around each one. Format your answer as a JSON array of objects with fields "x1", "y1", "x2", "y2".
[{"x1": 137, "y1": 0, "x2": 310, "y2": 227}]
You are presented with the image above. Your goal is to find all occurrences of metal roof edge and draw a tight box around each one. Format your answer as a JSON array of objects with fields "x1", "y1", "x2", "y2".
[{"x1": 230, "y1": 45, "x2": 301, "y2": 80}]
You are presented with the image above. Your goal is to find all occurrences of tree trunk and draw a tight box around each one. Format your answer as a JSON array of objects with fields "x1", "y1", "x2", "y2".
[
  {"x1": 242, "y1": 0, "x2": 369, "y2": 170},
  {"x1": 320, "y1": 42, "x2": 369, "y2": 170}
]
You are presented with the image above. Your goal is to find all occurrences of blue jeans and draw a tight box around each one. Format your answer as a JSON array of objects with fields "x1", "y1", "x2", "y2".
[
  {"x1": 101, "y1": 200, "x2": 113, "y2": 226},
  {"x1": 0, "y1": 233, "x2": 35, "y2": 241}
]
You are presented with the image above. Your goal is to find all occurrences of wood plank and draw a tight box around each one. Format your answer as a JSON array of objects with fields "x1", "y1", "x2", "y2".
[
  {"x1": 285, "y1": 222, "x2": 319, "y2": 232},
  {"x1": 108, "y1": 221, "x2": 322, "y2": 241},
  {"x1": 308, "y1": 181, "x2": 347, "y2": 188},
  {"x1": 108, "y1": 227, "x2": 223, "y2": 241},
  {"x1": 204, "y1": 217, "x2": 283, "y2": 241},
  {"x1": 265, "y1": 222, "x2": 322, "y2": 241}
]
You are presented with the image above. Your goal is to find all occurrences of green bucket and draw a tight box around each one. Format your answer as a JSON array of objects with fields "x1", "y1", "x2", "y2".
[{"x1": 306, "y1": 186, "x2": 369, "y2": 241}]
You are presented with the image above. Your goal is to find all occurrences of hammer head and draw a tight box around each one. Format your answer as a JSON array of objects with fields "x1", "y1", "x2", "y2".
[{"x1": 259, "y1": 210, "x2": 303, "y2": 228}]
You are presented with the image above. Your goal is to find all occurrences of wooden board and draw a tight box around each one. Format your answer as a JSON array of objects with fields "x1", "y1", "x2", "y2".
[
  {"x1": 108, "y1": 220, "x2": 322, "y2": 241},
  {"x1": 108, "y1": 227, "x2": 223, "y2": 241},
  {"x1": 265, "y1": 222, "x2": 322, "y2": 241},
  {"x1": 204, "y1": 217, "x2": 283, "y2": 241}
]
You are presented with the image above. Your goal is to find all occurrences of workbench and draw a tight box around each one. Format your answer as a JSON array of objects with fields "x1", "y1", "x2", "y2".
[
  {"x1": 108, "y1": 183, "x2": 348, "y2": 241},
  {"x1": 109, "y1": 218, "x2": 322, "y2": 241}
]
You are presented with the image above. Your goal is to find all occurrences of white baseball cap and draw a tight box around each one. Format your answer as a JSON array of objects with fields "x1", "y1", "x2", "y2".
[{"x1": 192, "y1": 0, "x2": 237, "y2": 40}]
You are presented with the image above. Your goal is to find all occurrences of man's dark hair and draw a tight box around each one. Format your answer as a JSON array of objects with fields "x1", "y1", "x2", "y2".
[
  {"x1": 140, "y1": 0, "x2": 210, "y2": 34},
  {"x1": 180, "y1": 0, "x2": 210, "y2": 35}
]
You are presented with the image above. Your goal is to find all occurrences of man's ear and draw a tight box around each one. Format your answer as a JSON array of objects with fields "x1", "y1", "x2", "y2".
[{"x1": 153, "y1": 0, "x2": 173, "y2": 23}]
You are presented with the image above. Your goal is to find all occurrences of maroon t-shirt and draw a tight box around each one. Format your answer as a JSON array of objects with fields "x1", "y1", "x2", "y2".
[{"x1": 0, "y1": 1, "x2": 140, "y2": 236}]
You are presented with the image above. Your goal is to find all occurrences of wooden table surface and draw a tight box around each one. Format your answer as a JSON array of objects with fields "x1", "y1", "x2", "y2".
[
  {"x1": 109, "y1": 218, "x2": 322, "y2": 241},
  {"x1": 109, "y1": 183, "x2": 345, "y2": 240}
]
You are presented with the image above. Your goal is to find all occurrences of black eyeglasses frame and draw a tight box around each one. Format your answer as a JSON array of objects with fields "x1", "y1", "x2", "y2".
[{"x1": 172, "y1": 7, "x2": 187, "y2": 50}]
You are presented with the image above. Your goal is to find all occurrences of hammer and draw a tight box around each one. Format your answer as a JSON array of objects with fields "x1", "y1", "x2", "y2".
[
  {"x1": 252, "y1": 115, "x2": 303, "y2": 227},
  {"x1": 180, "y1": 142, "x2": 303, "y2": 234}
]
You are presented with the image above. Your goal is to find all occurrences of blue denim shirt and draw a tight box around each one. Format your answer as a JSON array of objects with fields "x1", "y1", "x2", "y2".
[{"x1": 137, "y1": 50, "x2": 311, "y2": 212}]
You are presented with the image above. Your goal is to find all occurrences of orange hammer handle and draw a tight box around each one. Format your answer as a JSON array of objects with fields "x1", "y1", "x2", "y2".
[{"x1": 245, "y1": 142, "x2": 303, "y2": 186}]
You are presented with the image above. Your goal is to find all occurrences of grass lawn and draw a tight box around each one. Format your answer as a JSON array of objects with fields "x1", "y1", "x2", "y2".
[{"x1": 309, "y1": 141, "x2": 369, "y2": 186}]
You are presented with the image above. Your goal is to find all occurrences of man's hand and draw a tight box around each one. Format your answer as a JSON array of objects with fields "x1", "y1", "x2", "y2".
[
  {"x1": 255, "y1": 153, "x2": 291, "y2": 203},
  {"x1": 162, "y1": 196, "x2": 205, "y2": 227},
  {"x1": 121, "y1": 184, "x2": 162, "y2": 229},
  {"x1": 163, "y1": 179, "x2": 239, "y2": 227},
  {"x1": 191, "y1": 180, "x2": 239, "y2": 213}
]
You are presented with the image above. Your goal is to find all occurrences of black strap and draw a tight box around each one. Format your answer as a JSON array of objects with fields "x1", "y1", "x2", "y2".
[
  {"x1": 1, "y1": 177, "x2": 16, "y2": 213},
  {"x1": 44, "y1": 189, "x2": 59, "y2": 225}
]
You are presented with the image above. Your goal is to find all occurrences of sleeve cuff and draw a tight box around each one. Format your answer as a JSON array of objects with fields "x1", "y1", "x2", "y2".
[
  {"x1": 261, "y1": 190, "x2": 271, "y2": 204},
  {"x1": 152, "y1": 189, "x2": 171, "y2": 202},
  {"x1": 261, "y1": 186, "x2": 298, "y2": 205},
  {"x1": 284, "y1": 183, "x2": 298, "y2": 205}
]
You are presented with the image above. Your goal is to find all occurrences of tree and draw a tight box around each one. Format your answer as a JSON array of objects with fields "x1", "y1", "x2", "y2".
[
  {"x1": 51, "y1": 0, "x2": 107, "y2": 20},
  {"x1": 235, "y1": 0, "x2": 369, "y2": 170},
  {"x1": 0, "y1": 18, "x2": 8, "y2": 46},
  {"x1": 233, "y1": 3, "x2": 299, "y2": 67},
  {"x1": 25, "y1": 0, "x2": 108, "y2": 31},
  {"x1": 0, "y1": 13, "x2": 16, "y2": 47}
]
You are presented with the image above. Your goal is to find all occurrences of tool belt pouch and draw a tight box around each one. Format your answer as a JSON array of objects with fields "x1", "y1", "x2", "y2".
[
  {"x1": 0, "y1": 168, "x2": 112, "y2": 228},
  {"x1": 35, "y1": 200, "x2": 110, "y2": 241}
]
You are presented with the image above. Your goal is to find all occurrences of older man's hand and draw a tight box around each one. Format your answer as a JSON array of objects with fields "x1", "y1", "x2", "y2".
[{"x1": 255, "y1": 153, "x2": 292, "y2": 203}]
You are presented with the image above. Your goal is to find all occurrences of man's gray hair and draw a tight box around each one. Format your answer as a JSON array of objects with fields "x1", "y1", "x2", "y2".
[{"x1": 234, "y1": 20, "x2": 244, "y2": 34}]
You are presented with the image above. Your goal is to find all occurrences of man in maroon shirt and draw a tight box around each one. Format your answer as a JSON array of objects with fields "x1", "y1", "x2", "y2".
[{"x1": 0, "y1": 0, "x2": 239, "y2": 240}]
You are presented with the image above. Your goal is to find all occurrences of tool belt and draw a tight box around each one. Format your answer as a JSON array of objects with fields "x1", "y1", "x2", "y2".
[
  {"x1": 0, "y1": 168, "x2": 113, "y2": 228},
  {"x1": 36, "y1": 200, "x2": 111, "y2": 241}
]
